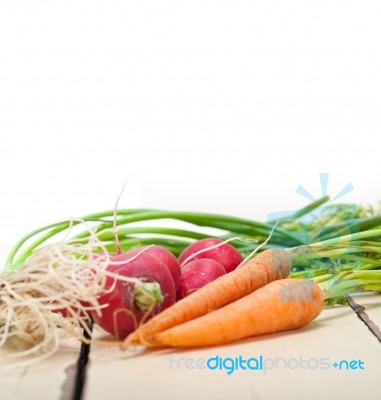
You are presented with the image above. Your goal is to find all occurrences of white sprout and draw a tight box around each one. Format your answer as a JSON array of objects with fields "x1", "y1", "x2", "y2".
[{"x1": 0, "y1": 219, "x2": 144, "y2": 369}]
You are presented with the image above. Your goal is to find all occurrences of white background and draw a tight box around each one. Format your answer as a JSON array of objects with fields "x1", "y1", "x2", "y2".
[{"x1": 1, "y1": 0, "x2": 381, "y2": 247}]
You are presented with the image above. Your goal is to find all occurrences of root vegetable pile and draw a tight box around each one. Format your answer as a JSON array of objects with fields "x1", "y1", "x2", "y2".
[
  {"x1": 150, "y1": 279, "x2": 324, "y2": 348},
  {"x1": 1, "y1": 195, "x2": 381, "y2": 364}
]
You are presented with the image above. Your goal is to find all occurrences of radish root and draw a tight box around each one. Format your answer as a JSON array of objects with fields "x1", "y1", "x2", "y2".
[{"x1": 0, "y1": 220, "x2": 144, "y2": 369}]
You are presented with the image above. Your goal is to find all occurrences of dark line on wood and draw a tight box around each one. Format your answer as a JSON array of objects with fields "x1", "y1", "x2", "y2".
[
  {"x1": 72, "y1": 320, "x2": 93, "y2": 400},
  {"x1": 347, "y1": 295, "x2": 381, "y2": 344}
]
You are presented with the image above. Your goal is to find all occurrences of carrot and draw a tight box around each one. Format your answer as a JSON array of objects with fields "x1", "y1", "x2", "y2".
[
  {"x1": 122, "y1": 248, "x2": 292, "y2": 348},
  {"x1": 149, "y1": 279, "x2": 324, "y2": 347}
]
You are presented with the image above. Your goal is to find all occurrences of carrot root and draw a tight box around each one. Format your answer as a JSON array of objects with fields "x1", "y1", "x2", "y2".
[
  {"x1": 150, "y1": 279, "x2": 324, "y2": 348},
  {"x1": 121, "y1": 248, "x2": 292, "y2": 349}
]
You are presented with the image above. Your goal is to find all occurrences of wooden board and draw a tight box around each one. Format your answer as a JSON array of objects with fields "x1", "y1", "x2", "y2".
[
  {"x1": 1, "y1": 339, "x2": 81, "y2": 400},
  {"x1": 0, "y1": 247, "x2": 81, "y2": 400},
  {"x1": 1, "y1": 246, "x2": 381, "y2": 400},
  {"x1": 85, "y1": 295, "x2": 381, "y2": 400}
]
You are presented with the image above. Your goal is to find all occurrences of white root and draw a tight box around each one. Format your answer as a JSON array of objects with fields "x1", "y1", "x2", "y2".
[{"x1": 0, "y1": 220, "x2": 145, "y2": 369}]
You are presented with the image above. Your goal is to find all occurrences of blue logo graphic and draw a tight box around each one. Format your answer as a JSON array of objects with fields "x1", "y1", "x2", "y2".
[
  {"x1": 268, "y1": 173, "x2": 354, "y2": 221},
  {"x1": 332, "y1": 359, "x2": 365, "y2": 370},
  {"x1": 265, "y1": 173, "x2": 362, "y2": 300},
  {"x1": 168, "y1": 354, "x2": 365, "y2": 375},
  {"x1": 296, "y1": 172, "x2": 353, "y2": 202}
]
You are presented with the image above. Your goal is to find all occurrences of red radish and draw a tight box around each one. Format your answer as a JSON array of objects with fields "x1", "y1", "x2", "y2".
[
  {"x1": 91, "y1": 252, "x2": 176, "y2": 339},
  {"x1": 125, "y1": 246, "x2": 181, "y2": 290},
  {"x1": 177, "y1": 258, "x2": 226, "y2": 299},
  {"x1": 52, "y1": 255, "x2": 112, "y2": 318},
  {"x1": 178, "y1": 238, "x2": 243, "y2": 273}
]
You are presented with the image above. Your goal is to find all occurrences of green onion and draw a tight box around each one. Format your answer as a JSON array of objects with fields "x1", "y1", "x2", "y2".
[{"x1": 4, "y1": 196, "x2": 381, "y2": 304}]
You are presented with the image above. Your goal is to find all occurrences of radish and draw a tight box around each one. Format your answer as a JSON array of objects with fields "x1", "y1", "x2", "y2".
[
  {"x1": 177, "y1": 258, "x2": 226, "y2": 299},
  {"x1": 91, "y1": 251, "x2": 176, "y2": 339},
  {"x1": 178, "y1": 238, "x2": 243, "y2": 273},
  {"x1": 126, "y1": 246, "x2": 181, "y2": 290}
]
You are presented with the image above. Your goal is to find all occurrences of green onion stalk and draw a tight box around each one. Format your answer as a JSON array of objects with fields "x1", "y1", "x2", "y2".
[{"x1": 3, "y1": 196, "x2": 381, "y2": 305}]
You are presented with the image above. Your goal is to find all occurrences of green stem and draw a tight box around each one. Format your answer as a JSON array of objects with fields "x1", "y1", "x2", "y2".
[
  {"x1": 7, "y1": 197, "x2": 328, "y2": 268},
  {"x1": 287, "y1": 195, "x2": 330, "y2": 220},
  {"x1": 74, "y1": 210, "x2": 304, "y2": 244},
  {"x1": 362, "y1": 283, "x2": 381, "y2": 292},
  {"x1": 102, "y1": 237, "x2": 193, "y2": 256},
  {"x1": 6, "y1": 221, "x2": 73, "y2": 268},
  {"x1": 318, "y1": 215, "x2": 381, "y2": 241},
  {"x1": 133, "y1": 282, "x2": 163, "y2": 311},
  {"x1": 309, "y1": 228, "x2": 381, "y2": 248},
  {"x1": 96, "y1": 227, "x2": 213, "y2": 241},
  {"x1": 345, "y1": 271, "x2": 381, "y2": 280},
  {"x1": 5, "y1": 208, "x2": 150, "y2": 268}
]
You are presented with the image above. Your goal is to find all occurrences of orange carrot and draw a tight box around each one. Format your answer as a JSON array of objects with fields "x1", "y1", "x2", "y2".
[
  {"x1": 150, "y1": 279, "x2": 324, "y2": 347},
  {"x1": 122, "y1": 248, "x2": 292, "y2": 348}
]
